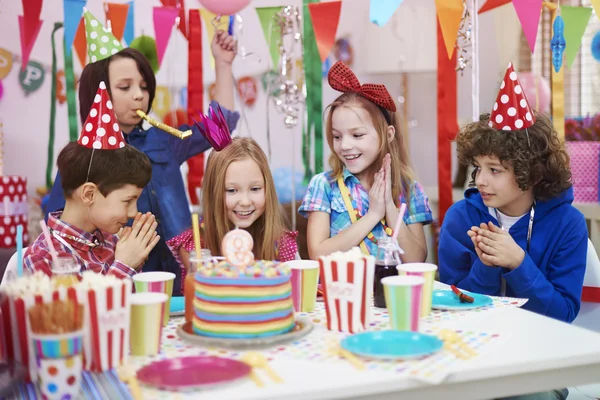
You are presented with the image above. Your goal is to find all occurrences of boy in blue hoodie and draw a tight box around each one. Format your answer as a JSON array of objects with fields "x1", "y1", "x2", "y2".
[{"x1": 438, "y1": 64, "x2": 587, "y2": 328}]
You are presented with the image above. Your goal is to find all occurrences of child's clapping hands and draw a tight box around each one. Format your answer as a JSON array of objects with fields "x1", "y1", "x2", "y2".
[{"x1": 467, "y1": 222, "x2": 525, "y2": 270}]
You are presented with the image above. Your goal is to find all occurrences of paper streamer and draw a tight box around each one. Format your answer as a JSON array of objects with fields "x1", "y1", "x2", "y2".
[
  {"x1": 63, "y1": 34, "x2": 79, "y2": 142},
  {"x1": 47, "y1": 23, "x2": 62, "y2": 189},
  {"x1": 187, "y1": 9, "x2": 205, "y2": 204},
  {"x1": 470, "y1": 0, "x2": 480, "y2": 121},
  {"x1": 437, "y1": 18, "x2": 458, "y2": 224}
]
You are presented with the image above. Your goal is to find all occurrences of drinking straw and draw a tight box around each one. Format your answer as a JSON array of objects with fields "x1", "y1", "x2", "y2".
[
  {"x1": 192, "y1": 213, "x2": 202, "y2": 254},
  {"x1": 39, "y1": 220, "x2": 59, "y2": 264},
  {"x1": 392, "y1": 203, "x2": 407, "y2": 242}
]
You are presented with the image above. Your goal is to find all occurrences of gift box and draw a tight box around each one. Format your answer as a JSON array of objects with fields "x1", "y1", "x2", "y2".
[
  {"x1": 0, "y1": 176, "x2": 28, "y2": 248},
  {"x1": 319, "y1": 248, "x2": 375, "y2": 333},
  {"x1": 566, "y1": 142, "x2": 600, "y2": 203},
  {"x1": 1, "y1": 277, "x2": 131, "y2": 382}
]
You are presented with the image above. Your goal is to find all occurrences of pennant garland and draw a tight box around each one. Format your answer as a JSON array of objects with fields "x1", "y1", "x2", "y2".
[
  {"x1": 489, "y1": 63, "x2": 535, "y2": 131},
  {"x1": 74, "y1": 18, "x2": 88, "y2": 67},
  {"x1": 78, "y1": 81, "x2": 125, "y2": 150},
  {"x1": 153, "y1": 6, "x2": 180, "y2": 67},
  {"x1": 434, "y1": 0, "x2": 463, "y2": 59},
  {"x1": 561, "y1": 6, "x2": 593, "y2": 68},
  {"x1": 63, "y1": 0, "x2": 86, "y2": 56},
  {"x1": 478, "y1": 0, "x2": 511, "y2": 14},
  {"x1": 0, "y1": 48, "x2": 12, "y2": 79},
  {"x1": 123, "y1": 1, "x2": 135, "y2": 46},
  {"x1": 105, "y1": 2, "x2": 130, "y2": 42},
  {"x1": 512, "y1": 0, "x2": 543, "y2": 54},
  {"x1": 186, "y1": 9, "x2": 205, "y2": 204},
  {"x1": 83, "y1": 9, "x2": 123, "y2": 63},
  {"x1": 592, "y1": 0, "x2": 600, "y2": 21},
  {"x1": 18, "y1": 15, "x2": 43, "y2": 71},
  {"x1": 307, "y1": 1, "x2": 342, "y2": 63},
  {"x1": 160, "y1": 0, "x2": 187, "y2": 40},
  {"x1": 369, "y1": 0, "x2": 404, "y2": 26},
  {"x1": 256, "y1": 7, "x2": 284, "y2": 69}
]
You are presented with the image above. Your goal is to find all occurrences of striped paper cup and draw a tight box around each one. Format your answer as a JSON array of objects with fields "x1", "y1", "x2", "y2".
[
  {"x1": 133, "y1": 272, "x2": 175, "y2": 326},
  {"x1": 396, "y1": 263, "x2": 438, "y2": 317},
  {"x1": 382, "y1": 275, "x2": 425, "y2": 332},
  {"x1": 129, "y1": 293, "x2": 168, "y2": 356},
  {"x1": 287, "y1": 260, "x2": 319, "y2": 312}
]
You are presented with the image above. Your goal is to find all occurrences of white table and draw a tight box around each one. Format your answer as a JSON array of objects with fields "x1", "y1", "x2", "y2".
[{"x1": 138, "y1": 301, "x2": 600, "y2": 400}]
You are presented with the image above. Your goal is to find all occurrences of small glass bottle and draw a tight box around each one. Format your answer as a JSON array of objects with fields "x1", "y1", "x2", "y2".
[
  {"x1": 373, "y1": 237, "x2": 402, "y2": 308},
  {"x1": 51, "y1": 256, "x2": 80, "y2": 288},
  {"x1": 185, "y1": 249, "x2": 212, "y2": 323}
]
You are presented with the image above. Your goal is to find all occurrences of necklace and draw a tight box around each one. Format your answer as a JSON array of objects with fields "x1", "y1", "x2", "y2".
[
  {"x1": 50, "y1": 228, "x2": 100, "y2": 248},
  {"x1": 493, "y1": 202, "x2": 535, "y2": 252}
]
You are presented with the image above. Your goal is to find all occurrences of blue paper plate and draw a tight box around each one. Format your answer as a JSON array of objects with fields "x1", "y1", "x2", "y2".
[
  {"x1": 170, "y1": 296, "x2": 185, "y2": 316},
  {"x1": 341, "y1": 330, "x2": 443, "y2": 360},
  {"x1": 431, "y1": 289, "x2": 493, "y2": 310}
]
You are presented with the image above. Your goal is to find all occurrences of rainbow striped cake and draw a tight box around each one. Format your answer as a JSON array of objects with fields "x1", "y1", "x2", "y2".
[{"x1": 193, "y1": 260, "x2": 295, "y2": 338}]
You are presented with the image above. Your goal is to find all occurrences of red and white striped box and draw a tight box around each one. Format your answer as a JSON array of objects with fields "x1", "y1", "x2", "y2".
[
  {"x1": 319, "y1": 248, "x2": 375, "y2": 334},
  {"x1": 0, "y1": 277, "x2": 131, "y2": 382},
  {"x1": 0, "y1": 176, "x2": 28, "y2": 248}
]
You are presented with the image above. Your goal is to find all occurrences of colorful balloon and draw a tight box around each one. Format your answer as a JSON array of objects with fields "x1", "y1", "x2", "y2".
[
  {"x1": 550, "y1": 15, "x2": 566, "y2": 73},
  {"x1": 198, "y1": 0, "x2": 251, "y2": 16},
  {"x1": 518, "y1": 72, "x2": 551, "y2": 114}
]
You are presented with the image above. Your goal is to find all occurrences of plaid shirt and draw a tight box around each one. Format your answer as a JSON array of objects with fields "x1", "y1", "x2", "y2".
[
  {"x1": 24, "y1": 212, "x2": 136, "y2": 279},
  {"x1": 299, "y1": 169, "x2": 433, "y2": 256}
]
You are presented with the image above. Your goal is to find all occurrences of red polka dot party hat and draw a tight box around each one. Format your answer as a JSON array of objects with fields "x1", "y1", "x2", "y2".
[
  {"x1": 489, "y1": 62, "x2": 536, "y2": 131},
  {"x1": 77, "y1": 81, "x2": 125, "y2": 150}
]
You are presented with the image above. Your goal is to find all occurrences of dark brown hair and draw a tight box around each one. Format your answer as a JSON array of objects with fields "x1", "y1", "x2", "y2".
[
  {"x1": 57, "y1": 142, "x2": 152, "y2": 198},
  {"x1": 78, "y1": 48, "x2": 156, "y2": 124},
  {"x1": 456, "y1": 112, "x2": 572, "y2": 200}
]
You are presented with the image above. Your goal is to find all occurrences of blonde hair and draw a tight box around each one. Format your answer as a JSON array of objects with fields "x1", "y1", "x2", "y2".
[
  {"x1": 202, "y1": 137, "x2": 287, "y2": 260},
  {"x1": 325, "y1": 92, "x2": 415, "y2": 207}
]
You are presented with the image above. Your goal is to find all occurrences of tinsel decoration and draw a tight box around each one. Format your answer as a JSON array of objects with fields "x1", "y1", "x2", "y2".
[{"x1": 455, "y1": 0, "x2": 471, "y2": 74}]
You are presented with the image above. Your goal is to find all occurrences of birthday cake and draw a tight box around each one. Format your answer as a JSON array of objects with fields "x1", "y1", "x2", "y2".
[{"x1": 192, "y1": 229, "x2": 295, "y2": 338}]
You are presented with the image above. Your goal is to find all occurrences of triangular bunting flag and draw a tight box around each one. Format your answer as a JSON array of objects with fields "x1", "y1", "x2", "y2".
[
  {"x1": 153, "y1": 6, "x2": 179, "y2": 67},
  {"x1": 21, "y1": 0, "x2": 43, "y2": 47},
  {"x1": 78, "y1": 81, "x2": 125, "y2": 149},
  {"x1": 434, "y1": 0, "x2": 463, "y2": 59},
  {"x1": 478, "y1": 0, "x2": 511, "y2": 14},
  {"x1": 369, "y1": 0, "x2": 403, "y2": 26},
  {"x1": 105, "y1": 2, "x2": 130, "y2": 42},
  {"x1": 561, "y1": 5, "x2": 593, "y2": 68},
  {"x1": 18, "y1": 15, "x2": 43, "y2": 71},
  {"x1": 123, "y1": 1, "x2": 135, "y2": 46},
  {"x1": 592, "y1": 0, "x2": 600, "y2": 21},
  {"x1": 160, "y1": 0, "x2": 187, "y2": 40},
  {"x1": 512, "y1": 0, "x2": 543, "y2": 53},
  {"x1": 308, "y1": 1, "x2": 342, "y2": 63},
  {"x1": 64, "y1": 0, "x2": 86, "y2": 56},
  {"x1": 256, "y1": 7, "x2": 284, "y2": 68},
  {"x1": 83, "y1": 9, "x2": 123, "y2": 63},
  {"x1": 74, "y1": 18, "x2": 87, "y2": 67},
  {"x1": 490, "y1": 62, "x2": 535, "y2": 131}
]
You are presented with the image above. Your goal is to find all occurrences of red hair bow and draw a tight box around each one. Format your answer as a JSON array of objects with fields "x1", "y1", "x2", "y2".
[{"x1": 327, "y1": 61, "x2": 397, "y2": 112}]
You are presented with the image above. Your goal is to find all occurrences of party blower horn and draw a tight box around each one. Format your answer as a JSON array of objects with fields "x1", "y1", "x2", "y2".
[
  {"x1": 136, "y1": 110, "x2": 192, "y2": 139},
  {"x1": 193, "y1": 104, "x2": 233, "y2": 151}
]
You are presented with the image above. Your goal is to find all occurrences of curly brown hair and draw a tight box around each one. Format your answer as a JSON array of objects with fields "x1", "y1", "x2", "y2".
[{"x1": 456, "y1": 112, "x2": 572, "y2": 200}]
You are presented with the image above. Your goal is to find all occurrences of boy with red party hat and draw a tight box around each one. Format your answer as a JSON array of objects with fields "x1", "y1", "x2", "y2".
[
  {"x1": 25, "y1": 82, "x2": 159, "y2": 279},
  {"x1": 438, "y1": 63, "x2": 587, "y2": 329}
]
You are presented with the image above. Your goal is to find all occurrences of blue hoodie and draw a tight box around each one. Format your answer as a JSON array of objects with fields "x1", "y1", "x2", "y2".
[{"x1": 438, "y1": 186, "x2": 587, "y2": 323}]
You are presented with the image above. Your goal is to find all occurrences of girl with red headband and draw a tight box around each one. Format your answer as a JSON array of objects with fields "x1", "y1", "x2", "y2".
[{"x1": 299, "y1": 61, "x2": 433, "y2": 260}]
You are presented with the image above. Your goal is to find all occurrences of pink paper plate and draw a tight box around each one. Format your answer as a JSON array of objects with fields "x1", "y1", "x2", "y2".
[{"x1": 137, "y1": 356, "x2": 251, "y2": 391}]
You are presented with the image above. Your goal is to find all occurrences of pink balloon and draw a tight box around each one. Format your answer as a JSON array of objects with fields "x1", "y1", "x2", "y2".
[
  {"x1": 198, "y1": 0, "x2": 251, "y2": 15},
  {"x1": 517, "y1": 72, "x2": 551, "y2": 114}
]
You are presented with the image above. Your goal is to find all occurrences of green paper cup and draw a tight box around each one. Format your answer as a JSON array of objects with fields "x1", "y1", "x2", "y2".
[
  {"x1": 382, "y1": 275, "x2": 425, "y2": 332},
  {"x1": 133, "y1": 272, "x2": 175, "y2": 326},
  {"x1": 397, "y1": 263, "x2": 438, "y2": 317},
  {"x1": 129, "y1": 293, "x2": 168, "y2": 356},
  {"x1": 287, "y1": 260, "x2": 319, "y2": 312}
]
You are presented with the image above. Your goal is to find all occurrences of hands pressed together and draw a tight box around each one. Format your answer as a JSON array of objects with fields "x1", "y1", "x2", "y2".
[
  {"x1": 368, "y1": 153, "x2": 395, "y2": 221},
  {"x1": 115, "y1": 212, "x2": 160, "y2": 270},
  {"x1": 468, "y1": 222, "x2": 525, "y2": 270}
]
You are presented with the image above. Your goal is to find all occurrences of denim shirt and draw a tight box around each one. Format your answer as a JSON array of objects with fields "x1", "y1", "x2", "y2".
[{"x1": 45, "y1": 101, "x2": 240, "y2": 294}]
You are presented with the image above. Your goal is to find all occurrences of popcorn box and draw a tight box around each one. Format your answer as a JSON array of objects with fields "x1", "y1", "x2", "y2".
[
  {"x1": 1, "y1": 274, "x2": 132, "y2": 381},
  {"x1": 0, "y1": 176, "x2": 28, "y2": 248},
  {"x1": 319, "y1": 248, "x2": 375, "y2": 333}
]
